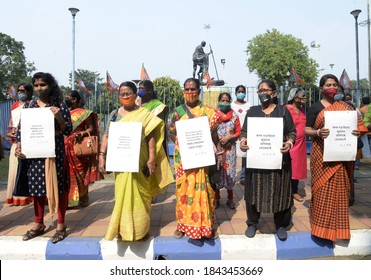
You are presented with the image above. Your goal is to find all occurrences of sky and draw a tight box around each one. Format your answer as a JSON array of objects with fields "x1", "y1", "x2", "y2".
[{"x1": 1, "y1": 0, "x2": 370, "y2": 89}]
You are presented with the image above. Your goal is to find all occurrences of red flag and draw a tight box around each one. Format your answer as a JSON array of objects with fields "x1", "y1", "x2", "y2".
[
  {"x1": 339, "y1": 69, "x2": 353, "y2": 89},
  {"x1": 140, "y1": 63, "x2": 151, "y2": 80},
  {"x1": 7, "y1": 86, "x2": 16, "y2": 99},
  {"x1": 290, "y1": 67, "x2": 305, "y2": 85},
  {"x1": 203, "y1": 69, "x2": 213, "y2": 88},
  {"x1": 77, "y1": 79, "x2": 92, "y2": 94},
  {"x1": 106, "y1": 71, "x2": 119, "y2": 93}
]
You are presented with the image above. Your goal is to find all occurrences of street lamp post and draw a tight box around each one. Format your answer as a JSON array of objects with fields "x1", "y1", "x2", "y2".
[
  {"x1": 351, "y1": 9, "x2": 362, "y2": 107},
  {"x1": 359, "y1": 0, "x2": 371, "y2": 93},
  {"x1": 351, "y1": 9, "x2": 362, "y2": 106},
  {"x1": 69, "y1": 7, "x2": 79, "y2": 90}
]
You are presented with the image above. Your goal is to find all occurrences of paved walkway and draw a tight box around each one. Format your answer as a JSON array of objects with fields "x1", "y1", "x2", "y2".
[{"x1": 0, "y1": 157, "x2": 370, "y2": 259}]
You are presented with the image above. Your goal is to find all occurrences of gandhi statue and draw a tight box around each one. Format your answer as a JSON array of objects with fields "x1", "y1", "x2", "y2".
[{"x1": 192, "y1": 41, "x2": 212, "y2": 79}]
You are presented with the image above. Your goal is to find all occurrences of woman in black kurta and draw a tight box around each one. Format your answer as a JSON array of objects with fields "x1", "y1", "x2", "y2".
[
  {"x1": 240, "y1": 80, "x2": 296, "y2": 241},
  {"x1": 15, "y1": 72, "x2": 72, "y2": 244}
]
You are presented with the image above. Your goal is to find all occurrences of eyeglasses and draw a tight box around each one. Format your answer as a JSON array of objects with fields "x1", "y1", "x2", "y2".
[
  {"x1": 257, "y1": 89, "x2": 272, "y2": 93},
  {"x1": 119, "y1": 92, "x2": 134, "y2": 97}
]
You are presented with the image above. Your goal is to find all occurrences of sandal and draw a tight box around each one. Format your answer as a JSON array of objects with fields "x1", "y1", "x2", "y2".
[
  {"x1": 50, "y1": 226, "x2": 67, "y2": 244},
  {"x1": 206, "y1": 229, "x2": 219, "y2": 240},
  {"x1": 226, "y1": 200, "x2": 237, "y2": 209},
  {"x1": 22, "y1": 224, "x2": 46, "y2": 241},
  {"x1": 173, "y1": 230, "x2": 185, "y2": 239}
]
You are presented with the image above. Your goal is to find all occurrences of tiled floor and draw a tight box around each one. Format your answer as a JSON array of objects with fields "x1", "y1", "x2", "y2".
[{"x1": 0, "y1": 158, "x2": 370, "y2": 238}]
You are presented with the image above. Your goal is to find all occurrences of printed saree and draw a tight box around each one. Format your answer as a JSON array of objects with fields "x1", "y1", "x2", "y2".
[
  {"x1": 168, "y1": 102, "x2": 220, "y2": 239},
  {"x1": 64, "y1": 108, "x2": 99, "y2": 207}
]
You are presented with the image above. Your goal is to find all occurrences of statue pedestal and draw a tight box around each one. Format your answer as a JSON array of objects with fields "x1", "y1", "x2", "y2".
[{"x1": 201, "y1": 85, "x2": 230, "y2": 110}]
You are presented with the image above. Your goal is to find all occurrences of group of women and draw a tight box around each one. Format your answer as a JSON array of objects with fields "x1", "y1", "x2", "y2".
[{"x1": 5, "y1": 72, "x2": 365, "y2": 244}]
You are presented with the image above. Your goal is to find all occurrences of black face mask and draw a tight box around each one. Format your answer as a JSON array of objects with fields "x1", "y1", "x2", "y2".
[
  {"x1": 259, "y1": 93, "x2": 272, "y2": 105},
  {"x1": 65, "y1": 99, "x2": 73, "y2": 108}
]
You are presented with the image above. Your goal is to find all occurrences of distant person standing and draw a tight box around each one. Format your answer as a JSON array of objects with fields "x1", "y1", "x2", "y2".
[
  {"x1": 6, "y1": 83, "x2": 34, "y2": 206},
  {"x1": 64, "y1": 90, "x2": 99, "y2": 208},
  {"x1": 231, "y1": 85, "x2": 250, "y2": 185},
  {"x1": 138, "y1": 80, "x2": 169, "y2": 154},
  {"x1": 285, "y1": 88, "x2": 308, "y2": 202}
]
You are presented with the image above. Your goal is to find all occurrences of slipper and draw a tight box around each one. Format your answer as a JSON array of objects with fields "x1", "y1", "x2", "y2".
[
  {"x1": 50, "y1": 226, "x2": 67, "y2": 244},
  {"x1": 22, "y1": 225, "x2": 46, "y2": 241},
  {"x1": 173, "y1": 230, "x2": 185, "y2": 239},
  {"x1": 226, "y1": 200, "x2": 237, "y2": 209}
]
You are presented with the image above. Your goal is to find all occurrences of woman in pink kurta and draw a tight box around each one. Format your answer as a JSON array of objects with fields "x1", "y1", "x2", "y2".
[{"x1": 285, "y1": 88, "x2": 308, "y2": 202}]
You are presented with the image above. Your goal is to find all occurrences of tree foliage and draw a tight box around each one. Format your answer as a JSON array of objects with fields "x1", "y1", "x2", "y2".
[
  {"x1": 153, "y1": 76, "x2": 183, "y2": 113},
  {"x1": 0, "y1": 33, "x2": 35, "y2": 101},
  {"x1": 246, "y1": 29, "x2": 318, "y2": 87}
]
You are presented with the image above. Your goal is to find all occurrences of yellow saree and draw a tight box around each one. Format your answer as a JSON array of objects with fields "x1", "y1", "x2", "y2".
[{"x1": 105, "y1": 107, "x2": 173, "y2": 241}]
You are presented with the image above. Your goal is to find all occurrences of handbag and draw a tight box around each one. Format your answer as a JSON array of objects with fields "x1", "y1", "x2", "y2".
[
  {"x1": 73, "y1": 131, "x2": 98, "y2": 157},
  {"x1": 13, "y1": 159, "x2": 30, "y2": 197}
]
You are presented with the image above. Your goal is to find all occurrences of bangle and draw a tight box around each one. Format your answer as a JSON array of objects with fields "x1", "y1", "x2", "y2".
[
  {"x1": 216, "y1": 151, "x2": 223, "y2": 155},
  {"x1": 99, "y1": 152, "x2": 106, "y2": 156},
  {"x1": 316, "y1": 129, "x2": 321, "y2": 137}
]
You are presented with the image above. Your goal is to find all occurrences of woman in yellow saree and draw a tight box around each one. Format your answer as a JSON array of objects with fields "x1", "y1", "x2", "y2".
[
  {"x1": 64, "y1": 90, "x2": 99, "y2": 207},
  {"x1": 168, "y1": 78, "x2": 222, "y2": 240},
  {"x1": 99, "y1": 81, "x2": 173, "y2": 241}
]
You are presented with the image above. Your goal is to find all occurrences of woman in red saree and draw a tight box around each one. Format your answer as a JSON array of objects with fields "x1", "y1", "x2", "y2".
[
  {"x1": 305, "y1": 74, "x2": 367, "y2": 242},
  {"x1": 64, "y1": 90, "x2": 99, "y2": 207}
]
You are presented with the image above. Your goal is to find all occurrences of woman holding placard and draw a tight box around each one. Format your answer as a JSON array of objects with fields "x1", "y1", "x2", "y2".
[
  {"x1": 100, "y1": 81, "x2": 173, "y2": 241},
  {"x1": 6, "y1": 83, "x2": 34, "y2": 206},
  {"x1": 168, "y1": 77, "x2": 222, "y2": 240},
  {"x1": 15, "y1": 72, "x2": 72, "y2": 243},
  {"x1": 240, "y1": 79, "x2": 296, "y2": 241},
  {"x1": 305, "y1": 74, "x2": 366, "y2": 242}
]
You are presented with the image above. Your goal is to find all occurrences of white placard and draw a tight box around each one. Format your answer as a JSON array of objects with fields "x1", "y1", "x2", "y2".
[
  {"x1": 246, "y1": 117, "x2": 283, "y2": 169},
  {"x1": 106, "y1": 122, "x2": 142, "y2": 172},
  {"x1": 21, "y1": 108, "x2": 55, "y2": 158},
  {"x1": 175, "y1": 116, "x2": 215, "y2": 170},
  {"x1": 324, "y1": 110, "x2": 357, "y2": 162}
]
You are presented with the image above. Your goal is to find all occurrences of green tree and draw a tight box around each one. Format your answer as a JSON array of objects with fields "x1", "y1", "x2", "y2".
[
  {"x1": 0, "y1": 33, "x2": 35, "y2": 101},
  {"x1": 246, "y1": 29, "x2": 318, "y2": 88},
  {"x1": 350, "y1": 78, "x2": 369, "y2": 90},
  {"x1": 153, "y1": 76, "x2": 183, "y2": 113}
]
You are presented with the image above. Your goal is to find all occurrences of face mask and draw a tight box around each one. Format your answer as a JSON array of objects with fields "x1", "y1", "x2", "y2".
[
  {"x1": 322, "y1": 87, "x2": 338, "y2": 99},
  {"x1": 65, "y1": 99, "x2": 73, "y2": 108},
  {"x1": 259, "y1": 93, "x2": 272, "y2": 105},
  {"x1": 120, "y1": 95, "x2": 136, "y2": 107},
  {"x1": 334, "y1": 93, "x2": 344, "y2": 101},
  {"x1": 18, "y1": 93, "x2": 28, "y2": 101},
  {"x1": 183, "y1": 91, "x2": 199, "y2": 104},
  {"x1": 137, "y1": 89, "x2": 146, "y2": 98},
  {"x1": 219, "y1": 103, "x2": 231, "y2": 111},
  {"x1": 236, "y1": 93, "x2": 245, "y2": 101}
]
